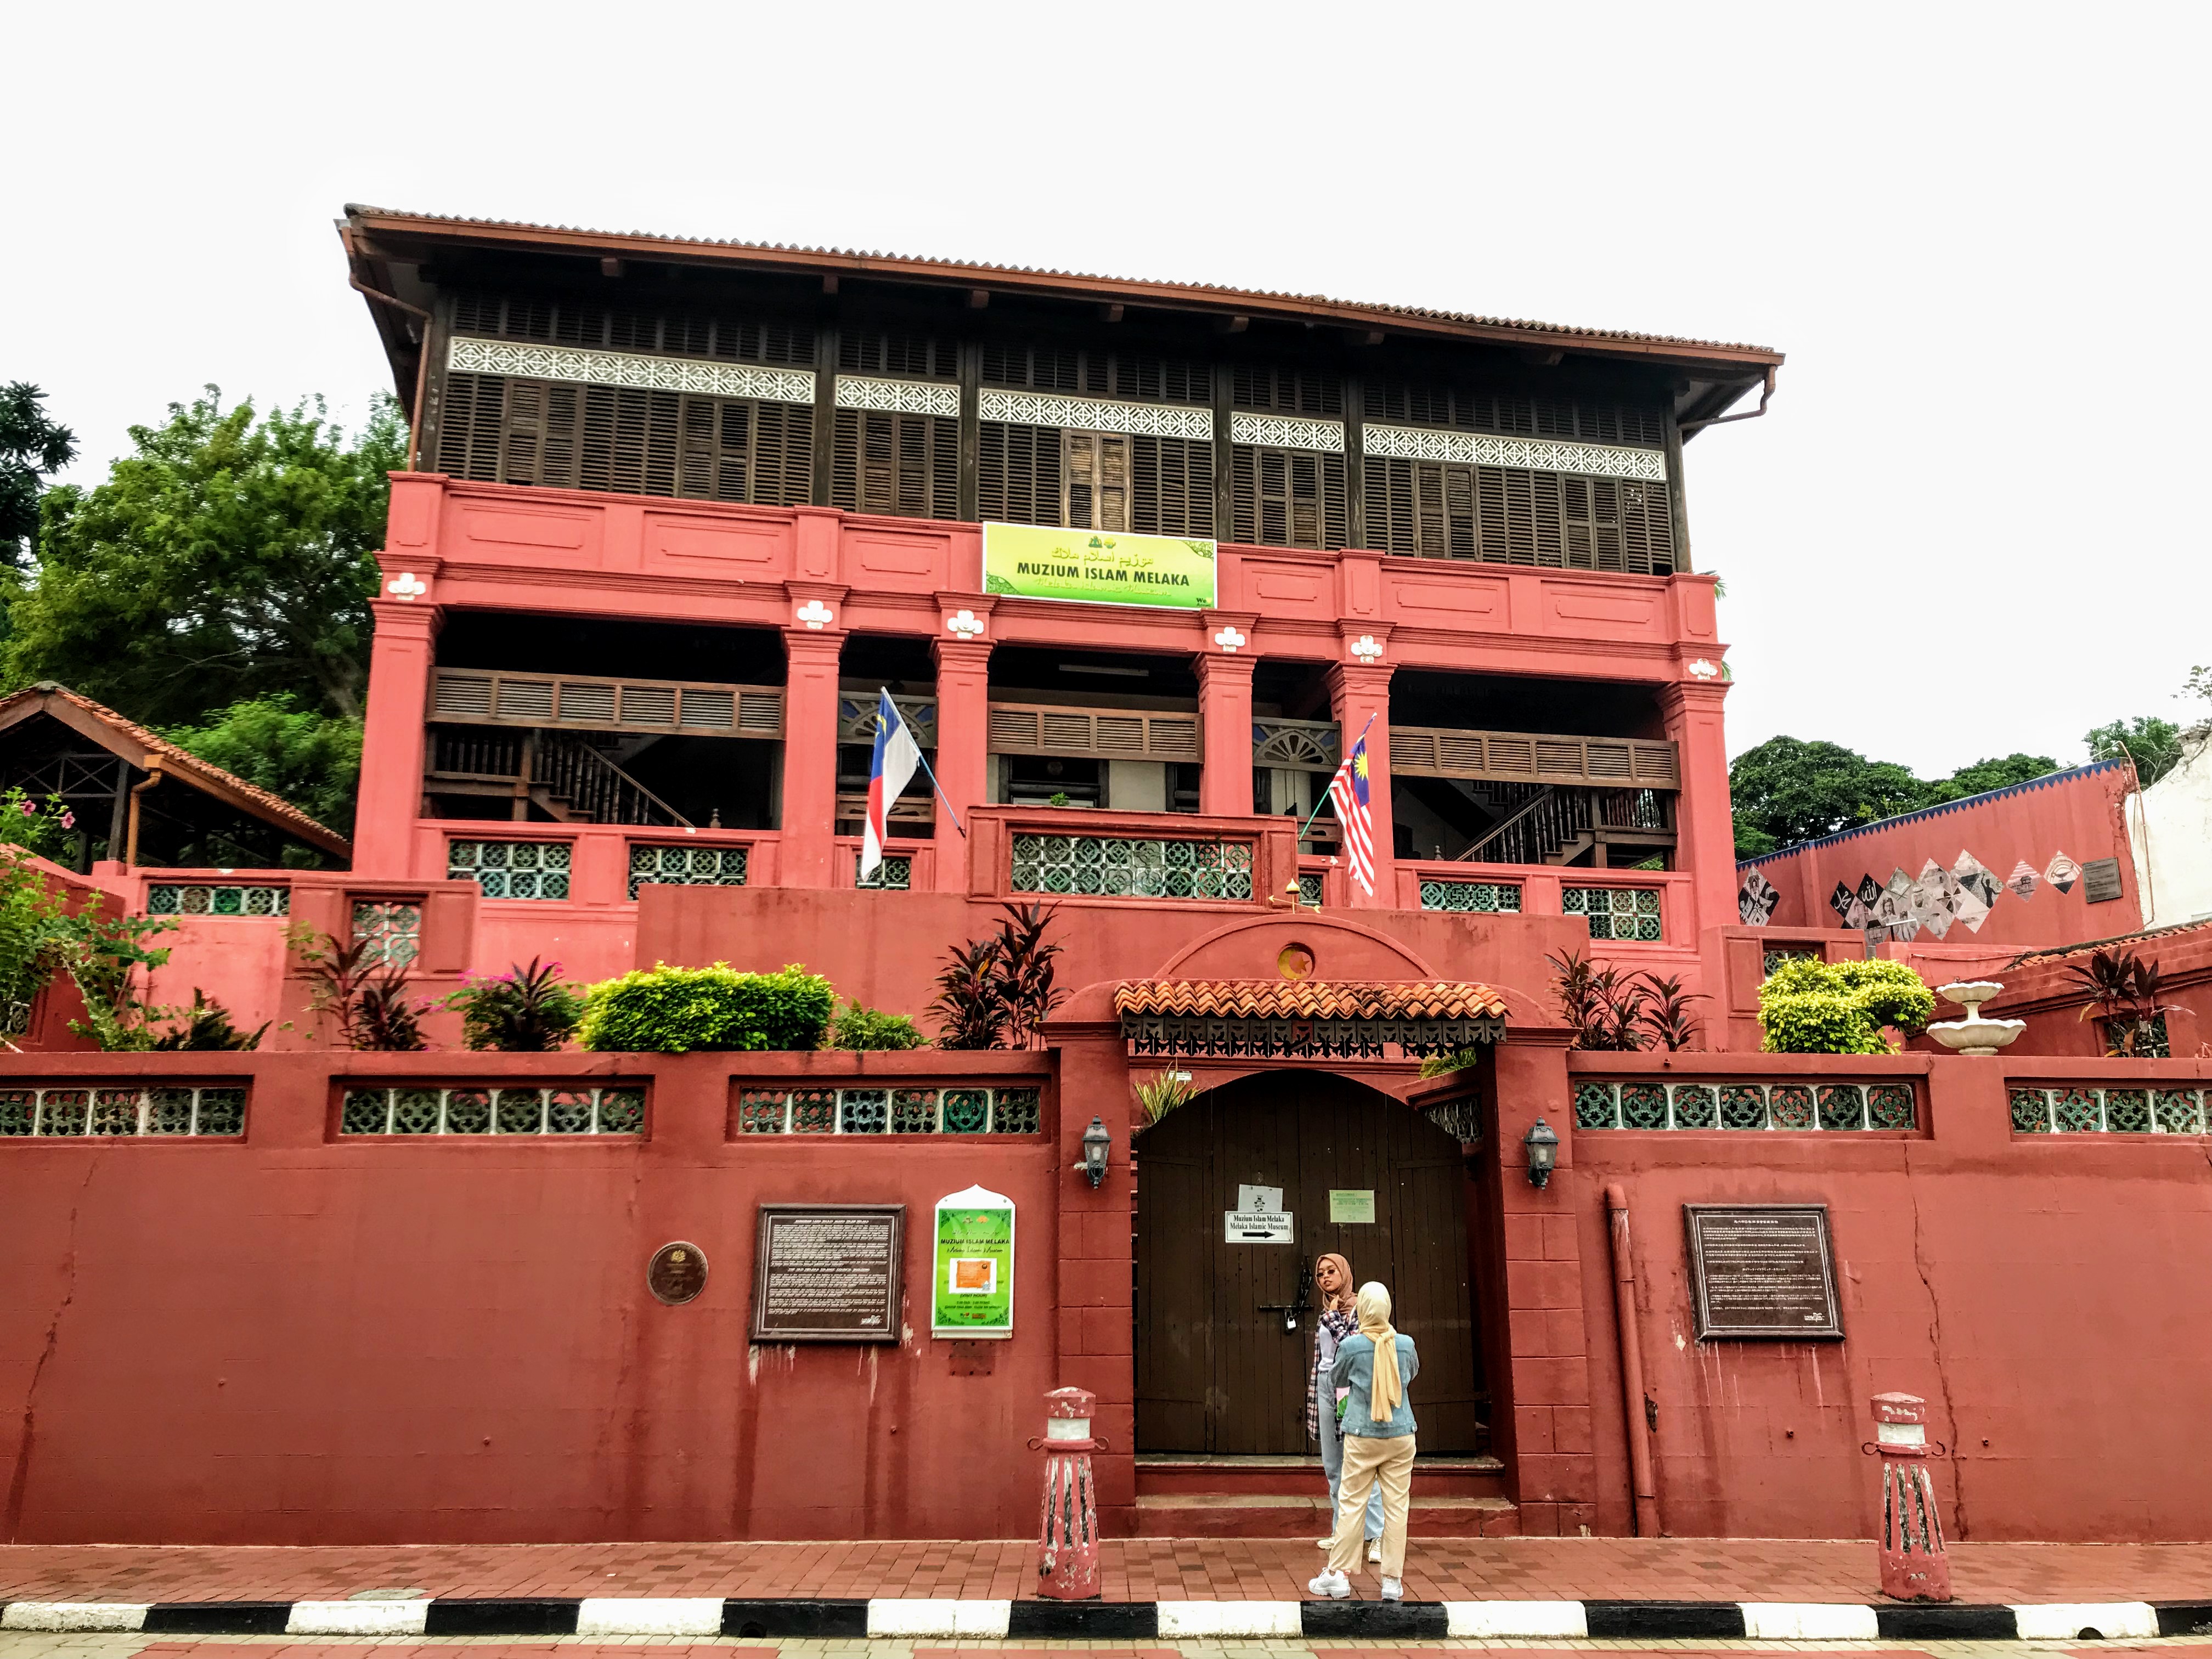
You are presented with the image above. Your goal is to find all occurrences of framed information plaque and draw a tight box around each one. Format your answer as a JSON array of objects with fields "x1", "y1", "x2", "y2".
[
  {"x1": 749, "y1": 1204, "x2": 905, "y2": 1343},
  {"x1": 1684, "y1": 1204, "x2": 1843, "y2": 1340}
]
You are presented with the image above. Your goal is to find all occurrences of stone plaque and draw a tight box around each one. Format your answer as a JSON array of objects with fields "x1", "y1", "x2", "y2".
[
  {"x1": 1684, "y1": 1204, "x2": 1843, "y2": 1340},
  {"x1": 750, "y1": 1204, "x2": 904, "y2": 1343},
  {"x1": 647, "y1": 1240, "x2": 708, "y2": 1306},
  {"x1": 2081, "y1": 856, "x2": 2124, "y2": 904}
]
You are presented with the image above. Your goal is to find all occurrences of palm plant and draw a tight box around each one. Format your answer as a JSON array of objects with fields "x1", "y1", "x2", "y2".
[
  {"x1": 445, "y1": 957, "x2": 582, "y2": 1051},
  {"x1": 295, "y1": 926, "x2": 428, "y2": 1051},
  {"x1": 1641, "y1": 974, "x2": 1707, "y2": 1052},
  {"x1": 991, "y1": 902, "x2": 1066, "y2": 1047},
  {"x1": 2066, "y1": 948, "x2": 2179, "y2": 1056}
]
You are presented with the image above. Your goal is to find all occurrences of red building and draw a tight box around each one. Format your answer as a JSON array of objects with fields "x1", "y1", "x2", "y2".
[{"x1": 7, "y1": 210, "x2": 2212, "y2": 1553}]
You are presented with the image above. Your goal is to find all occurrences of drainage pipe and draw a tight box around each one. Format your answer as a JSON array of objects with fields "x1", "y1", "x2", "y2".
[
  {"x1": 1605, "y1": 1182, "x2": 1661, "y2": 1536},
  {"x1": 125, "y1": 764, "x2": 162, "y2": 870}
]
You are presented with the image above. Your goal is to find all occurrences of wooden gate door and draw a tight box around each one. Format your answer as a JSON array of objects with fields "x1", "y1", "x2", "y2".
[{"x1": 1136, "y1": 1069, "x2": 1486, "y2": 1454}]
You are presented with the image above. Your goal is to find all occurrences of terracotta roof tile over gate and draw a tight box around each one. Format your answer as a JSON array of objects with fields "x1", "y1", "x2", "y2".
[{"x1": 1114, "y1": 979, "x2": 1509, "y2": 1022}]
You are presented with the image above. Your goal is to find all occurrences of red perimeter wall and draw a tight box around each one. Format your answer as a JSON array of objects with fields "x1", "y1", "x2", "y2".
[
  {"x1": 1566, "y1": 1053, "x2": 2212, "y2": 1541},
  {"x1": 0, "y1": 1049, "x2": 1058, "y2": 1544},
  {"x1": 7, "y1": 1037, "x2": 2212, "y2": 1543}
]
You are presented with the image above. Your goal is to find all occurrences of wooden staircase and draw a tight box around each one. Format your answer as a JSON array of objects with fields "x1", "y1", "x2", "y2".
[
  {"x1": 428, "y1": 728, "x2": 689, "y2": 826},
  {"x1": 1135, "y1": 1453, "x2": 1517, "y2": 1538}
]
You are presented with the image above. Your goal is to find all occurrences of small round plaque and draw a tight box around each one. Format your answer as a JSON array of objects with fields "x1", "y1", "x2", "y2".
[
  {"x1": 1277, "y1": 943, "x2": 1315, "y2": 981},
  {"x1": 647, "y1": 1241, "x2": 708, "y2": 1306}
]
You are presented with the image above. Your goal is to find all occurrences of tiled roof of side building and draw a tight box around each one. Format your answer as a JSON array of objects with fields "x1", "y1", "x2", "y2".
[
  {"x1": 1114, "y1": 978, "x2": 1509, "y2": 1022},
  {"x1": 1735, "y1": 760, "x2": 2135, "y2": 871},
  {"x1": 0, "y1": 682, "x2": 347, "y2": 852},
  {"x1": 343, "y1": 205, "x2": 1783, "y2": 363}
]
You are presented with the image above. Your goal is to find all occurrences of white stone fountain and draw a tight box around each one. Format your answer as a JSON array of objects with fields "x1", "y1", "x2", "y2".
[{"x1": 1927, "y1": 981, "x2": 2027, "y2": 1057}]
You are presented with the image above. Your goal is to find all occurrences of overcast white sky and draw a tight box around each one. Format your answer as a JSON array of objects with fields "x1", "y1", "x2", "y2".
[{"x1": 8, "y1": 2, "x2": 2203, "y2": 774}]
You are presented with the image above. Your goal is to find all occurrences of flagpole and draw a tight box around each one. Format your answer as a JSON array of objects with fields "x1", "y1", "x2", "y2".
[
  {"x1": 1293, "y1": 712, "x2": 1376, "y2": 842},
  {"x1": 884, "y1": 689, "x2": 968, "y2": 838}
]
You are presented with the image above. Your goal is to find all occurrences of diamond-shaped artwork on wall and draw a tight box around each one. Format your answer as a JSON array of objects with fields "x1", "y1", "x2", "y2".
[
  {"x1": 1830, "y1": 881, "x2": 1855, "y2": 923},
  {"x1": 1953, "y1": 881, "x2": 1991, "y2": 933},
  {"x1": 1953, "y1": 852, "x2": 2001, "y2": 910},
  {"x1": 2007, "y1": 860, "x2": 2040, "y2": 900},
  {"x1": 1859, "y1": 874, "x2": 1883, "y2": 910},
  {"x1": 2046, "y1": 852, "x2": 2081, "y2": 893},
  {"x1": 1739, "y1": 869, "x2": 1779, "y2": 926}
]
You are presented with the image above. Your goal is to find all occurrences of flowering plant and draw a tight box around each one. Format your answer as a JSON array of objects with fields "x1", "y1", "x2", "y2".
[
  {"x1": 443, "y1": 957, "x2": 584, "y2": 1051},
  {"x1": 0, "y1": 789, "x2": 77, "y2": 861}
]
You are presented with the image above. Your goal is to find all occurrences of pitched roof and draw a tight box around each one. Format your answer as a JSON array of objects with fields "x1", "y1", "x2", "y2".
[
  {"x1": 1737, "y1": 760, "x2": 2133, "y2": 871},
  {"x1": 0, "y1": 683, "x2": 349, "y2": 857},
  {"x1": 2006, "y1": 912, "x2": 2212, "y2": 968},
  {"x1": 1115, "y1": 978, "x2": 1509, "y2": 1022},
  {"x1": 342, "y1": 204, "x2": 1783, "y2": 369}
]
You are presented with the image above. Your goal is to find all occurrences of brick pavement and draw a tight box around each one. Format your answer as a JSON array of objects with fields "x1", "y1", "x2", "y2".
[{"x1": 0, "y1": 1541, "x2": 2208, "y2": 1606}]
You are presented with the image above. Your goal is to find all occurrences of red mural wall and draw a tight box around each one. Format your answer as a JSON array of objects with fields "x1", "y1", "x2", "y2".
[{"x1": 1743, "y1": 763, "x2": 2142, "y2": 952}]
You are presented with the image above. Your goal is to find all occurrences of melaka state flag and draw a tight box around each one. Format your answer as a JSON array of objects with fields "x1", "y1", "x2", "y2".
[
  {"x1": 1327, "y1": 728, "x2": 1378, "y2": 897},
  {"x1": 862, "y1": 689, "x2": 922, "y2": 882}
]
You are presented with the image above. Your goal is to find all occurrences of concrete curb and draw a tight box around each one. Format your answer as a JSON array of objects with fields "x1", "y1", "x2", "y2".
[{"x1": 0, "y1": 1594, "x2": 2199, "y2": 1639}]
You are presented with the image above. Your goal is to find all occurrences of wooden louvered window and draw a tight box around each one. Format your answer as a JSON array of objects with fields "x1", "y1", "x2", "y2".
[
  {"x1": 831, "y1": 409, "x2": 960, "y2": 519},
  {"x1": 438, "y1": 373, "x2": 812, "y2": 506},
  {"x1": 1231, "y1": 365, "x2": 1342, "y2": 416},
  {"x1": 1361, "y1": 457, "x2": 1675, "y2": 574},
  {"x1": 449, "y1": 291, "x2": 814, "y2": 365},
  {"x1": 838, "y1": 329, "x2": 956, "y2": 380},
  {"x1": 980, "y1": 425, "x2": 1214, "y2": 534},
  {"x1": 1362, "y1": 380, "x2": 1667, "y2": 448},
  {"x1": 980, "y1": 345, "x2": 1209, "y2": 404},
  {"x1": 1229, "y1": 447, "x2": 1347, "y2": 550},
  {"x1": 979, "y1": 422, "x2": 1062, "y2": 523}
]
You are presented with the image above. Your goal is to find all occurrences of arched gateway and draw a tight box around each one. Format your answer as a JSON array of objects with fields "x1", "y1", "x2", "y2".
[{"x1": 1136, "y1": 1069, "x2": 1489, "y2": 1454}]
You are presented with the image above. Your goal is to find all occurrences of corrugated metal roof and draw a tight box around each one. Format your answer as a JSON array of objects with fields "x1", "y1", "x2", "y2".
[{"x1": 345, "y1": 204, "x2": 1782, "y2": 362}]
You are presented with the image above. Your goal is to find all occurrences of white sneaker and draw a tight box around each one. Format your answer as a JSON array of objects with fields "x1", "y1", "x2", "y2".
[
  {"x1": 1380, "y1": 1577, "x2": 1403, "y2": 1601},
  {"x1": 1306, "y1": 1568, "x2": 1352, "y2": 1600},
  {"x1": 1367, "y1": 1539, "x2": 1383, "y2": 1564}
]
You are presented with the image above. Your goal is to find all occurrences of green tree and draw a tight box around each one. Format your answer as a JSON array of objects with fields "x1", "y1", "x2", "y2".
[
  {"x1": 0, "y1": 383, "x2": 76, "y2": 569},
  {"x1": 162, "y1": 695, "x2": 363, "y2": 834},
  {"x1": 1921, "y1": 752, "x2": 2058, "y2": 803},
  {"x1": 8, "y1": 388, "x2": 404, "y2": 726},
  {"x1": 1728, "y1": 736, "x2": 1927, "y2": 854},
  {"x1": 2084, "y1": 716, "x2": 2185, "y2": 786}
]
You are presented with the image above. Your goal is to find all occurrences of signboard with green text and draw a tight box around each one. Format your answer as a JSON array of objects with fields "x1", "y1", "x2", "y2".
[
  {"x1": 983, "y1": 522, "x2": 1217, "y2": 610},
  {"x1": 932, "y1": 1184, "x2": 1015, "y2": 1339}
]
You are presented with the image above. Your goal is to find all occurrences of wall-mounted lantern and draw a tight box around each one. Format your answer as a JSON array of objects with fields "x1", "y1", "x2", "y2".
[
  {"x1": 1075, "y1": 1116, "x2": 1111, "y2": 1188},
  {"x1": 1523, "y1": 1117, "x2": 1560, "y2": 1188}
]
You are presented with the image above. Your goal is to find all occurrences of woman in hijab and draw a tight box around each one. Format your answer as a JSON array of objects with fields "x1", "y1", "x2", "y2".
[
  {"x1": 1309, "y1": 1281, "x2": 1419, "y2": 1603},
  {"x1": 1308, "y1": 1254, "x2": 1384, "y2": 1561}
]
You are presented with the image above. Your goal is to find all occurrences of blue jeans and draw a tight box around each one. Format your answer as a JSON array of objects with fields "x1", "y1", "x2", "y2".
[{"x1": 1318, "y1": 1375, "x2": 1384, "y2": 1539}]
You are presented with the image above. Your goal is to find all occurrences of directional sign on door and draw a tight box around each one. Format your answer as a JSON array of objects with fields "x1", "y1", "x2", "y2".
[{"x1": 1226, "y1": 1182, "x2": 1294, "y2": 1244}]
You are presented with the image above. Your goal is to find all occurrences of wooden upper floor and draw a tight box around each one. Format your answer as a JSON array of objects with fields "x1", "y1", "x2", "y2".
[{"x1": 345, "y1": 207, "x2": 1780, "y2": 571}]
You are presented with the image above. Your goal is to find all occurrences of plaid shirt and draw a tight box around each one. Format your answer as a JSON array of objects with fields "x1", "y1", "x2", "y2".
[{"x1": 1306, "y1": 1306, "x2": 1359, "y2": 1440}]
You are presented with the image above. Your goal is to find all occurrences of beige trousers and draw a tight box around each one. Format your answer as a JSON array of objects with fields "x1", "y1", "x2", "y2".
[{"x1": 1326, "y1": 1431, "x2": 1415, "y2": 1578}]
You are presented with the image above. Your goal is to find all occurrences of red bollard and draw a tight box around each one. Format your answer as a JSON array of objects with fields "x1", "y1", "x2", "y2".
[
  {"x1": 1033, "y1": 1387, "x2": 1103, "y2": 1600},
  {"x1": 1866, "y1": 1392, "x2": 1951, "y2": 1602}
]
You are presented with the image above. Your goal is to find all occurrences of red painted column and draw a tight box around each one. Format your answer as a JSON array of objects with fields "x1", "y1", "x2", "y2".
[
  {"x1": 930, "y1": 614, "x2": 994, "y2": 894},
  {"x1": 780, "y1": 606, "x2": 847, "y2": 889},
  {"x1": 1660, "y1": 679, "x2": 1736, "y2": 934},
  {"x1": 1195, "y1": 628, "x2": 1257, "y2": 819},
  {"x1": 355, "y1": 587, "x2": 442, "y2": 878},
  {"x1": 1327, "y1": 646, "x2": 1395, "y2": 910}
]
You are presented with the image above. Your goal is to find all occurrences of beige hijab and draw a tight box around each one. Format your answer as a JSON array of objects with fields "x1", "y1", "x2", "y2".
[{"x1": 1357, "y1": 1281, "x2": 1402, "y2": 1422}]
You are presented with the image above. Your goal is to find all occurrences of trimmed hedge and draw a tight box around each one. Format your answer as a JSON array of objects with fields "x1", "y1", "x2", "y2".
[
  {"x1": 1758, "y1": 956, "x2": 1936, "y2": 1054},
  {"x1": 578, "y1": 962, "x2": 834, "y2": 1053}
]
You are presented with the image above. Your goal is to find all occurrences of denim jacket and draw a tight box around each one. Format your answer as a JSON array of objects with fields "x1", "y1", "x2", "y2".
[{"x1": 1330, "y1": 1331, "x2": 1420, "y2": 1438}]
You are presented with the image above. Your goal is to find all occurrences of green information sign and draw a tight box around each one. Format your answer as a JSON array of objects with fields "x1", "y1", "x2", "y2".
[
  {"x1": 1329, "y1": 1189, "x2": 1376, "y2": 1224},
  {"x1": 932, "y1": 1183, "x2": 1015, "y2": 1338},
  {"x1": 983, "y1": 522, "x2": 1217, "y2": 611}
]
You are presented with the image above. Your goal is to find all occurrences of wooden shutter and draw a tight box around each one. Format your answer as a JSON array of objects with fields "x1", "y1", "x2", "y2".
[
  {"x1": 979, "y1": 422, "x2": 1063, "y2": 523},
  {"x1": 982, "y1": 343, "x2": 1207, "y2": 404},
  {"x1": 1064, "y1": 432, "x2": 1130, "y2": 531},
  {"x1": 450, "y1": 290, "x2": 814, "y2": 365},
  {"x1": 831, "y1": 409, "x2": 959, "y2": 518},
  {"x1": 1229, "y1": 446, "x2": 1346, "y2": 549},
  {"x1": 1229, "y1": 365, "x2": 1342, "y2": 416},
  {"x1": 1363, "y1": 379, "x2": 1667, "y2": 447},
  {"x1": 1362, "y1": 458, "x2": 1674, "y2": 573},
  {"x1": 1131, "y1": 435, "x2": 1214, "y2": 537},
  {"x1": 434, "y1": 371, "x2": 810, "y2": 508}
]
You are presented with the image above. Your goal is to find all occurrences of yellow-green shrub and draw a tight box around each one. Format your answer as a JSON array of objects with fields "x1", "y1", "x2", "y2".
[{"x1": 1758, "y1": 956, "x2": 1933, "y2": 1054}]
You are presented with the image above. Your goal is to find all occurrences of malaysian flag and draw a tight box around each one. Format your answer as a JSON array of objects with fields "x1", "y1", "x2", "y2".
[{"x1": 1327, "y1": 721, "x2": 1378, "y2": 896}]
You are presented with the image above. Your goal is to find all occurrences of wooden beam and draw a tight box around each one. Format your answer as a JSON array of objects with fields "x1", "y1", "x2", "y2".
[
  {"x1": 822, "y1": 273, "x2": 840, "y2": 295},
  {"x1": 1098, "y1": 302, "x2": 1124, "y2": 323},
  {"x1": 967, "y1": 288, "x2": 990, "y2": 309},
  {"x1": 1216, "y1": 314, "x2": 1250, "y2": 335},
  {"x1": 599, "y1": 257, "x2": 625, "y2": 278},
  {"x1": 1519, "y1": 346, "x2": 1565, "y2": 367}
]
